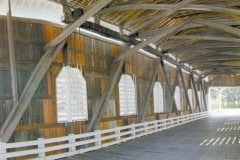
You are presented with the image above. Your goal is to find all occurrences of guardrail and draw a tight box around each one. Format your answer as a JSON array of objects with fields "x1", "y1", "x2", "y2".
[{"x1": 0, "y1": 112, "x2": 209, "y2": 160}]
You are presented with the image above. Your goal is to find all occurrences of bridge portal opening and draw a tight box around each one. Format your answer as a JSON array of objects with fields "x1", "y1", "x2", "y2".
[{"x1": 209, "y1": 87, "x2": 240, "y2": 115}]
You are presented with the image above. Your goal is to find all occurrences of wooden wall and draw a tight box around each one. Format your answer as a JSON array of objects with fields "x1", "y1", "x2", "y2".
[
  {"x1": 211, "y1": 75, "x2": 240, "y2": 86},
  {"x1": 0, "y1": 18, "x2": 194, "y2": 142}
]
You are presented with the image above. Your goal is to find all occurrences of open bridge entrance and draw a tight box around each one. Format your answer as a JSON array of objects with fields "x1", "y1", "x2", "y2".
[{"x1": 209, "y1": 87, "x2": 240, "y2": 116}]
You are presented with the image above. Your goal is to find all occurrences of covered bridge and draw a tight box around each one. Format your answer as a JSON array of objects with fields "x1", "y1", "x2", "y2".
[{"x1": 0, "y1": 0, "x2": 240, "y2": 159}]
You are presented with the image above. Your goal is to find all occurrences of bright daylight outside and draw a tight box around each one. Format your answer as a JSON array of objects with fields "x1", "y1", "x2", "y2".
[{"x1": 209, "y1": 87, "x2": 240, "y2": 116}]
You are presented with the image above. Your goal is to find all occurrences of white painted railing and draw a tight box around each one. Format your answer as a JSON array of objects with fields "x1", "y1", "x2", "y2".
[{"x1": 0, "y1": 112, "x2": 209, "y2": 160}]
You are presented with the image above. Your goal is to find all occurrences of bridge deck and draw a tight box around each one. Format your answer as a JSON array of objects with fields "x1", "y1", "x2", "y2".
[{"x1": 62, "y1": 116, "x2": 240, "y2": 160}]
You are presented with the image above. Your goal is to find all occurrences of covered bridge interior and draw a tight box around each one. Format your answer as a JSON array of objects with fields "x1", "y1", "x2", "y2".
[{"x1": 0, "y1": 0, "x2": 240, "y2": 159}]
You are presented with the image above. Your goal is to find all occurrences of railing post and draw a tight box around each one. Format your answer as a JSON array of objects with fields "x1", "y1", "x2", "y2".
[
  {"x1": 68, "y1": 134, "x2": 76, "y2": 154},
  {"x1": 170, "y1": 118, "x2": 174, "y2": 128},
  {"x1": 154, "y1": 121, "x2": 158, "y2": 131},
  {"x1": 0, "y1": 142, "x2": 7, "y2": 160},
  {"x1": 179, "y1": 116, "x2": 182, "y2": 124},
  {"x1": 131, "y1": 124, "x2": 136, "y2": 138},
  {"x1": 164, "y1": 119, "x2": 167, "y2": 129},
  {"x1": 94, "y1": 130, "x2": 102, "y2": 147},
  {"x1": 144, "y1": 122, "x2": 148, "y2": 134},
  {"x1": 171, "y1": 118, "x2": 175, "y2": 127},
  {"x1": 177, "y1": 117, "x2": 180, "y2": 125},
  {"x1": 115, "y1": 127, "x2": 121, "y2": 142},
  {"x1": 37, "y1": 138, "x2": 45, "y2": 158}
]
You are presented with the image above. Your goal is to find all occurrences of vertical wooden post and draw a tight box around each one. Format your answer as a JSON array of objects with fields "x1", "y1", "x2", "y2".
[
  {"x1": 68, "y1": 134, "x2": 76, "y2": 153},
  {"x1": 0, "y1": 142, "x2": 7, "y2": 160},
  {"x1": 154, "y1": 121, "x2": 158, "y2": 131},
  {"x1": 131, "y1": 124, "x2": 136, "y2": 138},
  {"x1": 94, "y1": 130, "x2": 102, "y2": 147},
  {"x1": 114, "y1": 127, "x2": 121, "y2": 142},
  {"x1": 144, "y1": 122, "x2": 148, "y2": 134},
  {"x1": 37, "y1": 138, "x2": 45, "y2": 158},
  {"x1": 7, "y1": 0, "x2": 18, "y2": 106}
]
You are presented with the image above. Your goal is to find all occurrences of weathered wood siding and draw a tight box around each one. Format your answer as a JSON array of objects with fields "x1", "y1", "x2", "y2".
[
  {"x1": 0, "y1": 18, "x2": 193, "y2": 142},
  {"x1": 211, "y1": 75, "x2": 240, "y2": 86}
]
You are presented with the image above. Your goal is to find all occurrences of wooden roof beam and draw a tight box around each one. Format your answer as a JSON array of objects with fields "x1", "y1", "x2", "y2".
[
  {"x1": 193, "y1": 64, "x2": 240, "y2": 71},
  {"x1": 99, "y1": 4, "x2": 240, "y2": 15},
  {"x1": 129, "y1": 0, "x2": 194, "y2": 35},
  {"x1": 181, "y1": 51, "x2": 240, "y2": 62},
  {"x1": 187, "y1": 57, "x2": 240, "y2": 64},
  {"x1": 202, "y1": 69, "x2": 240, "y2": 78},
  {"x1": 117, "y1": 21, "x2": 186, "y2": 61},
  {"x1": 167, "y1": 42, "x2": 240, "y2": 54},
  {"x1": 191, "y1": 18, "x2": 240, "y2": 38},
  {"x1": 166, "y1": 35, "x2": 240, "y2": 43},
  {"x1": 138, "y1": 19, "x2": 240, "y2": 38}
]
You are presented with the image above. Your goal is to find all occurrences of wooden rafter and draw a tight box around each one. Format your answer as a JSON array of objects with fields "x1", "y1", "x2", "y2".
[
  {"x1": 166, "y1": 35, "x2": 240, "y2": 43},
  {"x1": 99, "y1": 4, "x2": 240, "y2": 16},
  {"x1": 117, "y1": 21, "x2": 186, "y2": 61},
  {"x1": 187, "y1": 57, "x2": 240, "y2": 64},
  {"x1": 182, "y1": 54, "x2": 240, "y2": 63},
  {"x1": 191, "y1": 18, "x2": 240, "y2": 38},
  {"x1": 129, "y1": 0, "x2": 194, "y2": 35},
  {"x1": 138, "y1": 19, "x2": 240, "y2": 38},
  {"x1": 166, "y1": 42, "x2": 240, "y2": 54},
  {"x1": 193, "y1": 64, "x2": 240, "y2": 71}
]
